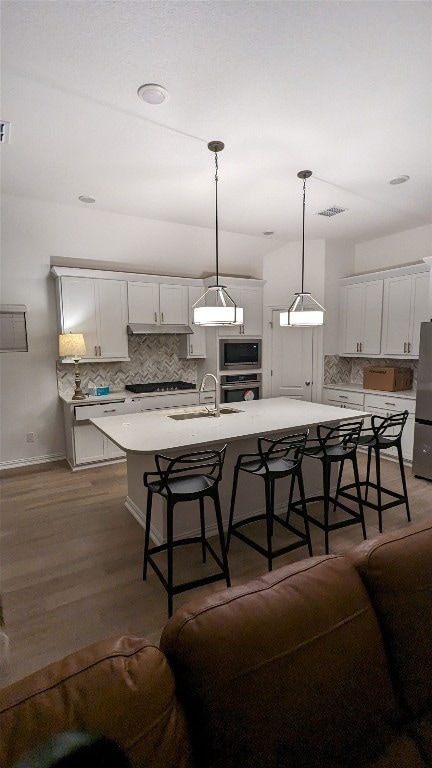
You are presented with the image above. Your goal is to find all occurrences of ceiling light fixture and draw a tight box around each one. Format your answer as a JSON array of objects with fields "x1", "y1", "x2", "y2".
[
  {"x1": 137, "y1": 83, "x2": 169, "y2": 105},
  {"x1": 263, "y1": 230, "x2": 275, "y2": 236},
  {"x1": 389, "y1": 175, "x2": 410, "y2": 185},
  {"x1": 280, "y1": 170, "x2": 325, "y2": 327},
  {"x1": 78, "y1": 195, "x2": 96, "y2": 204},
  {"x1": 193, "y1": 142, "x2": 243, "y2": 326}
]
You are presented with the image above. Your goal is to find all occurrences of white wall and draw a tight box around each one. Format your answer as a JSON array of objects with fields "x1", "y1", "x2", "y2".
[
  {"x1": 355, "y1": 224, "x2": 432, "y2": 273},
  {"x1": 324, "y1": 241, "x2": 355, "y2": 355},
  {"x1": 0, "y1": 194, "x2": 278, "y2": 466}
]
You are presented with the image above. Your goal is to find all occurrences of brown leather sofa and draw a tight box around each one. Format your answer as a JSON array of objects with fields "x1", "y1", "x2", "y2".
[{"x1": 1, "y1": 520, "x2": 431, "y2": 768}]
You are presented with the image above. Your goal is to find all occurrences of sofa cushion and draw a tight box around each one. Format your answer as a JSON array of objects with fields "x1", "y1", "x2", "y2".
[
  {"x1": 349, "y1": 521, "x2": 432, "y2": 717},
  {"x1": 0, "y1": 635, "x2": 191, "y2": 768},
  {"x1": 161, "y1": 555, "x2": 404, "y2": 768}
]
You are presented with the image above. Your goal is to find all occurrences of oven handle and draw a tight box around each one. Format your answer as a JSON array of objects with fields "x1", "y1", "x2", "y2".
[{"x1": 221, "y1": 383, "x2": 261, "y2": 390}]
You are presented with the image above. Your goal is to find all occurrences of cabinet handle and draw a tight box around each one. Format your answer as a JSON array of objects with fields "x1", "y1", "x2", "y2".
[
  {"x1": 403, "y1": 342, "x2": 407, "y2": 353},
  {"x1": 154, "y1": 312, "x2": 157, "y2": 322},
  {"x1": 339, "y1": 395, "x2": 348, "y2": 399},
  {"x1": 359, "y1": 342, "x2": 362, "y2": 352},
  {"x1": 190, "y1": 343, "x2": 193, "y2": 354},
  {"x1": 99, "y1": 346, "x2": 101, "y2": 356},
  {"x1": 407, "y1": 342, "x2": 411, "y2": 353},
  {"x1": 384, "y1": 402, "x2": 395, "y2": 407},
  {"x1": 95, "y1": 345, "x2": 98, "y2": 356},
  {"x1": 161, "y1": 312, "x2": 164, "y2": 323},
  {"x1": 103, "y1": 409, "x2": 116, "y2": 413}
]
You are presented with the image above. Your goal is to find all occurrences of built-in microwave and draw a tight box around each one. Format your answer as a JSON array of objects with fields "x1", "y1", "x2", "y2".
[{"x1": 220, "y1": 339, "x2": 261, "y2": 370}]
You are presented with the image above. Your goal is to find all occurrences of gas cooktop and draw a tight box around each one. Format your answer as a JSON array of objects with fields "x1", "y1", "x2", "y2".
[{"x1": 125, "y1": 381, "x2": 195, "y2": 394}]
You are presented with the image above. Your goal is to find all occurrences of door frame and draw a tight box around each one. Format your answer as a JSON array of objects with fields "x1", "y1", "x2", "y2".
[{"x1": 262, "y1": 305, "x2": 323, "y2": 403}]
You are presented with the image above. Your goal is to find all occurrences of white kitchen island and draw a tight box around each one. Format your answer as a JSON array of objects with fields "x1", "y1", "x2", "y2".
[{"x1": 91, "y1": 397, "x2": 369, "y2": 544}]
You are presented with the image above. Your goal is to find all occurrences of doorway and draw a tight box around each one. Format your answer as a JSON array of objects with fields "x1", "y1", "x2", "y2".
[{"x1": 270, "y1": 309, "x2": 314, "y2": 401}]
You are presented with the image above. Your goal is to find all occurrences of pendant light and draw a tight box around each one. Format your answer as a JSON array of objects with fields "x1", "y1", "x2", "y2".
[
  {"x1": 280, "y1": 170, "x2": 325, "y2": 327},
  {"x1": 192, "y1": 141, "x2": 243, "y2": 326}
]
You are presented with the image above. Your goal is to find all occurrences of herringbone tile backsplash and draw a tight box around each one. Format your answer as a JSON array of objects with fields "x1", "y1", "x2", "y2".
[
  {"x1": 324, "y1": 355, "x2": 418, "y2": 387},
  {"x1": 57, "y1": 335, "x2": 197, "y2": 394}
]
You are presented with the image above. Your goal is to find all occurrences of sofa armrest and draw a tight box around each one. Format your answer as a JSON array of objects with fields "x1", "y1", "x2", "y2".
[{"x1": 0, "y1": 635, "x2": 191, "y2": 768}]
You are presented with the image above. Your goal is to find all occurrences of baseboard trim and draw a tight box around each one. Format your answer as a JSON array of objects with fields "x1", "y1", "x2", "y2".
[{"x1": 0, "y1": 453, "x2": 66, "y2": 472}]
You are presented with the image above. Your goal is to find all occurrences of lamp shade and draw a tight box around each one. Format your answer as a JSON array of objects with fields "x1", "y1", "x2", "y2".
[
  {"x1": 193, "y1": 286, "x2": 243, "y2": 326},
  {"x1": 280, "y1": 293, "x2": 325, "y2": 327},
  {"x1": 59, "y1": 333, "x2": 86, "y2": 357}
]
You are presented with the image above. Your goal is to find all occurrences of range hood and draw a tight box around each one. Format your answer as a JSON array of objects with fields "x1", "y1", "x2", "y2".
[{"x1": 127, "y1": 323, "x2": 193, "y2": 335}]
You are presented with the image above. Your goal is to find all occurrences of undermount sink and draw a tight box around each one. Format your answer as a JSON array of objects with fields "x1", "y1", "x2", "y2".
[{"x1": 168, "y1": 406, "x2": 242, "y2": 421}]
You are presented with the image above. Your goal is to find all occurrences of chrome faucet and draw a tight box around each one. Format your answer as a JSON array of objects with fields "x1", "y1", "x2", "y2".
[{"x1": 199, "y1": 373, "x2": 220, "y2": 417}]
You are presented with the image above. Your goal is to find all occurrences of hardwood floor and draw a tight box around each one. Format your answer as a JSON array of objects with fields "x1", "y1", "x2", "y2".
[{"x1": 1, "y1": 455, "x2": 430, "y2": 686}]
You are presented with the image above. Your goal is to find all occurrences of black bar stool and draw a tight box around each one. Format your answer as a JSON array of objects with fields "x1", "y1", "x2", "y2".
[
  {"x1": 143, "y1": 445, "x2": 230, "y2": 617},
  {"x1": 293, "y1": 420, "x2": 366, "y2": 554},
  {"x1": 335, "y1": 410, "x2": 411, "y2": 533},
  {"x1": 226, "y1": 431, "x2": 313, "y2": 571}
]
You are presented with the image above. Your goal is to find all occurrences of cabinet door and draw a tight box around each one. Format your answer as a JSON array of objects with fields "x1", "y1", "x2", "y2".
[
  {"x1": 409, "y1": 273, "x2": 430, "y2": 355},
  {"x1": 74, "y1": 423, "x2": 105, "y2": 464},
  {"x1": 128, "y1": 282, "x2": 160, "y2": 324},
  {"x1": 362, "y1": 280, "x2": 383, "y2": 354},
  {"x1": 106, "y1": 437, "x2": 126, "y2": 459},
  {"x1": 382, "y1": 275, "x2": 412, "y2": 355},
  {"x1": 96, "y1": 280, "x2": 128, "y2": 359},
  {"x1": 187, "y1": 286, "x2": 206, "y2": 357},
  {"x1": 60, "y1": 277, "x2": 98, "y2": 357},
  {"x1": 241, "y1": 286, "x2": 263, "y2": 336},
  {"x1": 340, "y1": 284, "x2": 364, "y2": 354},
  {"x1": 159, "y1": 284, "x2": 188, "y2": 325}
]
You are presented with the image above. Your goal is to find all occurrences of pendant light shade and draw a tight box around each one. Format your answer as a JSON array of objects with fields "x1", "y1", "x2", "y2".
[
  {"x1": 193, "y1": 141, "x2": 243, "y2": 326},
  {"x1": 280, "y1": 170, "x2": 325, "y2": 327}
]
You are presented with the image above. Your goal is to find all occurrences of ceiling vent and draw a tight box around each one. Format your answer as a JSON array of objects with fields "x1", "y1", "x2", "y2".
[
  {"x1": 0, "y1": 121, "x2": 11, "y2": 144},
  {"x1": 316, "y1": 206, "x2": 347, "y2": 217}
]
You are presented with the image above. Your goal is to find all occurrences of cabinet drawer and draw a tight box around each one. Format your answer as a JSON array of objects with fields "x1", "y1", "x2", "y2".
[
  {"x1": 323, "y1": 389, "x2": 365, "y2": 406},
  {"x1": 126, "y1": 393, "x2": 199, "y2": 411},
  {"x1": 364, "y1": 393, "x2": 416, "y2": 414},
  {"x1": 74, "y1": 401, "x2": 127, "y2": 420}
]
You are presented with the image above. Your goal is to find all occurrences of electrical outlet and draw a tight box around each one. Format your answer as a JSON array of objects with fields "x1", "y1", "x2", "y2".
[{"x1": 26, "y1": 432, "x2": 35, "y2": 443}]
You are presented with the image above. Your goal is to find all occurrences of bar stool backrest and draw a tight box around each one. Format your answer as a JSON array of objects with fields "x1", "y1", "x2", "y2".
[
  {"x1": 371, "y1": 410, "x2": 409, "y2": 441},
  {"x1": 145, "y1": 445, "x2": 227, "y2": 495},
  {"x1": 317, "y1": 420, "x2": 364, "y2": 455},
  {"x1": 256, "y1": 430, "x2": 309, "y2": 473}
]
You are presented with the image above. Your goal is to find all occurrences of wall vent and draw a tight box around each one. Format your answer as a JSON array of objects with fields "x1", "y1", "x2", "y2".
[
  {"x1": 0, "y1": 121, "x2": 11, "y2": 144},
  {"x1": 316, "y1": 206, "x2": 347, "y2": 217}
]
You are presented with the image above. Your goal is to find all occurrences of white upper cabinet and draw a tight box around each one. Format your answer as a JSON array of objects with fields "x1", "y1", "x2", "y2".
[
  {"x1": 128, "y1": 282, "x2": 188, "y2": 325},
  {"x1": 381, "y1": 271, "x2": 429, "y2": 357},
  {"x1": 59, "y1": 277, "x2": 128, "y2": 361},
  {"x1": 219, "y1": 285, "x2": 263, "y2": 337},
  {"x1": 179, "y1": 285, "x2": 206, "y2": 359},
  {"x1": 340, "y1": 280, "x2": 383, "y2": 355}
]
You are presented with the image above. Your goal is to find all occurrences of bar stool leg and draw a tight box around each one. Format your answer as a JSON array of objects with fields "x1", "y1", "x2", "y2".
[
  {"x1": 352, "y1": 454, "x2": 367, "y2": 541},
  {"x1": 270, "y1": 479, "x2": 275, "y2": 536},
  {"x1": 285, "y1": 472, "x2": 296, "y2": 526},
  {"x1": 396, "y1": 442, "x2": 411, "y2": 523},
  {"x1": 333, "y1": 459, "x2": 345, "y2": 512},
  {"x1": 264, "y1": 477, "x2": 273, "y2": 571},
  {"x1": 375, "y1": 446, "x2": 383, "y2": 533},
  {"x1": 212, "y1": 489, "x2": 231, "y2": 588},
  {"x1": 167, "y1": 501, "x2": 174, "y2": 618},
  {"x1": 226, "y1": 464, "x2": 240, "y2": 551},
  {"x1": 297, "y1": 469, "x2": 313, "y2": 557},
  {"x1": 322, "y1": 460, "x2": 331, "y2": 554},
  {"x1": 365, "y1": 448, "x2": 372, "y2": 503},
  {"x1": 143, "y1": 489, "x2": 153, "y2": 581},
  {"x1": 199, "y1": 497, "x2": 207, "y2": 563}
]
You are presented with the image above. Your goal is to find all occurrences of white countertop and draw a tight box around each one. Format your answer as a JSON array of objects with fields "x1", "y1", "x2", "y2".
[
  {"x1": 90, "y1": 397, "x2": 370, "y2": 455},
  {"x1": 323, "y1": 383, "x2": 417, "y2": 400},
  {"x1": 59, "y1": 388, "x2": 198, "y2": 405}
]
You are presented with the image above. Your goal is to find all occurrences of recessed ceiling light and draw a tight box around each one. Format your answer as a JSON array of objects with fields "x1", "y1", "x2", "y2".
[
  {"x1": 137, "y1": 83, "x2": 169, "y2": 105},
  {"x1": 389, "y1": 175, "x2": 410, "y2": 185},
  {"x1": 263, "y1": 230, "x2": 274, "y2": 236},
  {"x1": 78, "y1": 195, "x2": 96, "y2": 204}
]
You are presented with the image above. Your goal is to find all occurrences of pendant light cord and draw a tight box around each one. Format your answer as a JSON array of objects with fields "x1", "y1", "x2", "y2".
[
  {"x1": 215, "y1": 152, "x2": 219, "y2": 286},
  {"x1": 301, "y1": 176, "x2": 306, "y2": 294}
]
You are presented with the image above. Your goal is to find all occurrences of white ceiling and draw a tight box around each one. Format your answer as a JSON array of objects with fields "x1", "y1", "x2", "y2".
[{"x1": 1, "y1": 1, "x2": 432, "y2": 246}]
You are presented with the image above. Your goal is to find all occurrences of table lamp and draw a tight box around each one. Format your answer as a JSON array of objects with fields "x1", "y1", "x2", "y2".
[{"x1": 59, "y1": 333, "x2": 87, "y2": 400}]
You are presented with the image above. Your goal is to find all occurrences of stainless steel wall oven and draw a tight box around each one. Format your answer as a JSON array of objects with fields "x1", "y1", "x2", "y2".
[{"x1": 220, "y1": 373, "x2": 262, "y2": 403}]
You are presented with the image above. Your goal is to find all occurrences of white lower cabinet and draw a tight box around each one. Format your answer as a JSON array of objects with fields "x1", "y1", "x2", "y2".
[
  {"x1": 322, "y1": 388, "x2": 415, "y2": 461},
  {"x1": 363, "y1": 393, "x2": 415, "y2": 461},
  {"x1": 74, "y1": 423, "x2": 124, "y2": 465}
]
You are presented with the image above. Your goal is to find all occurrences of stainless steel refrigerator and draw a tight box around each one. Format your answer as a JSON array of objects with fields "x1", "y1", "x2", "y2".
[{"x1": 413, "y1": 321, "x2": 432, "y2": 480}]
